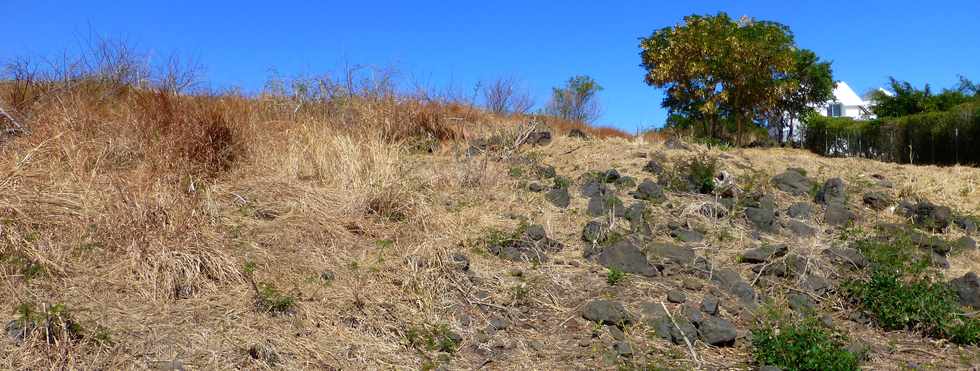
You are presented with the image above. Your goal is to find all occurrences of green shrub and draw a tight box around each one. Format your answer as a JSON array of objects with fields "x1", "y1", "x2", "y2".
[
  {"x1": 751, "y1": 316, "x2": 858, "y2": 371},
  {"x1": 255, "y1": 283, "x2": 297, "y2": 314},
  {"x1": 663, "y1": 156, "x2": 718, "y2": 194},
  {"x1": 405, "y1": 323, "x2": 461, "y2": 353},
  {"x1": 804, "y1": 102, "x2": 980, "y2": 166},
  {"x1": 12, "y1": 302, "x2": 85, "y2": 344},
  {"x1": 846, "y1": 234, "x2": 980, "y2": 344},
  {"x1": 606, "y1": 268, "x2": 626, "y2": 286}
]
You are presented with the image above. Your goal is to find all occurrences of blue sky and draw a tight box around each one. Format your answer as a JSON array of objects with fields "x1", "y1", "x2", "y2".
[{"x1": 2, "y1": 1, "x2": 978, "y2": 132}]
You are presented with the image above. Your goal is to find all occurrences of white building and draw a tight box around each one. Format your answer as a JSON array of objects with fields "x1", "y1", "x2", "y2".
[{"x1": 775, "y1": 81, "x2": 887, "y2": 142}]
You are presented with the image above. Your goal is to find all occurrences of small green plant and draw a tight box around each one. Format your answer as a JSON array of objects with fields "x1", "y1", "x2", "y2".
[
  {"x1": 606, "y1": 268, "x2": 626, "y2": 286},
  {"x1": 405, "y1": 323, "x2": 461, "y2": 353},
  {"x1": 11, "y1": 302, "x2": 85, "y2": 345},
  {"x1": 752, "y1": 314, "x2": 858, "y2": 371},
  {"x1": 255, "y1": 283, "x2": 297, "y2": 314},
  {"x1": 508, "y1": 166, "x2": 525, "y2": 178},
  {"x1": 846, "y1": 233, "x2": 980, "y2": 344},
  {"x1": 243, "y1": 261, "x2": 297, "y2": 315},
  {"x1": 553, "y1": 175, "x2": 572, "y2": 190},
  {"x1": 664, "y1": 156, "x2": 718, "y2": 194},
  {"x1": 0, "y1": 253, "x2": 45, "y2": 281}
]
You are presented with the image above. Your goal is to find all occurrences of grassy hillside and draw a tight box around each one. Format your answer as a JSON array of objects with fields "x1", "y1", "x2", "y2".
[{"x1": 3, "y1": 67, "x2": 980, "y2": 370}]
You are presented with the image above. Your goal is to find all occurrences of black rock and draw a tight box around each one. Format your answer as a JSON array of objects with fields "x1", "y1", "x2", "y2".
[
  {"x1": 526, "y1": 225, "x2": 547, "y2": 241},
  {"x1": 698, "y1": 316, "x2": 737, "y2": 347},
  {"x1": 913, "y1": 201, "x2": 953, "y2": 231},
  {"x1": 786, "y1": 202, "x2": 813, "y2": 220},
  {"x1": 741, "y1": 244, "x2": 788, "y2": 264},
  {"x1": 633, "y1": 179, "x2": 666, "y2": 202},
  {"x1": 613, "y1": 341, "x2": 633, "y2": 357},
  {"x1": 601, "y1": 169, "x2": 621, "y2": 183},
  {"x1": 667, "y1": 290, "x2": 687, "y2": 304},
  {"x1": 701, "y1": 296, "x2": 719, "y2": 315},
  {"x1": 615, "y1": 176, "x2": 637, "y2": 189},
  {"x1": 606, "y1": 325, "x2": 626, "y2": 340},
  {"x1": 597, "y1": 240, "x2": 659, "y2": 277},
  {"x1": 957, "y1": 236, "x2": 977, "y2": 250},
  {"x1": 488, "y1": 234, "x2": 564, "y2": 263},
  {"x1": 580, "y1": 180, "x2": 611, "y2": 198},
  {"x1": 648, "y1": 243, "x2": 703, "y2": 270},
  {"x1": 643, "y1": 160, "x2": 665, "y2": 176},
  {"x1": 955, "y1": 216, "x2": 978, "y2": 234},
  {"x1": 950, "y1": 272, "x2": 980, "y2": 309},
  {"x1": 671, "y1": 228, "x2": 704, "y2": 243},
  {"x1": 802, "y1": 274, "x2": 831, "y2": 295},
  {"x1": 772, "y1": 169, "x2": 814, "y2": 196},
  {"x1": 527, "y1": 182, "x2": 545, "y2": 193},
  {"x1": 746, "y1": 207, "x2": 777, "y2": 232},
  {"x1": 863, "y1": 191, "x2": 892, "y2": 211},
  {"x1": 682, "y1": 305, "x2": 704, "y2": 326},
  {"x1": 526, "y1": 131, "x2": 552, "y2": 146},
  {"x1": 711, "y1": 268, "x2": 756, "y2": 304},
  {"x1": 667, "y1": 318, "x2": 698, "y2": 345},
  {"x1": 581, "y1": 300, "x2": 632, "y2": 326},
  {"x1": 824, "y1": 204, "x2": 856, "y2": 226},
  {"x1": 588, "y1": 195, "x2": 626, "y2": 217},
  {"x1": 545, "y1": 188, "x2": 570, "y2": 208},
  {"x1": 814, "y1": 178, "x2": 847, "y2": 206},
  {"x1": 788, "y1": 293, "x2": 816, "y2": 313},
  {"x1": 582, "y1": 220, "x2": 609, "y2": 245},
  {"x1": 785, "y1": 219, "x2": 817, "y2": 238}
]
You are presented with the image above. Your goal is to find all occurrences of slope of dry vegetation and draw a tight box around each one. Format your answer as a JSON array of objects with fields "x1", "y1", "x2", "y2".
[{"x1": 3, "y1": 46, "x2": 980, "y2": 370}]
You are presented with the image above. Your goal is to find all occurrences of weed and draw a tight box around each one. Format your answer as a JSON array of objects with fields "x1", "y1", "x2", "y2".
[
  {"x1": 405, "y1": 323, "x2": 461, "y2": 353},
  {"x1": 553, "y1": 175, "x2": 572, "y2": 190},
  {"x1": 752, "y1": 313, "x2": 858, "y2": 371},
  {"x1": 664, "y1": 156, "x2": 718, "y2": 194},
  {"x1": 846, "y1": 234, "x2": 980, "y2": 344},
  {"x1": 508, "y1": 166, "x2": 525, "y2": 178},
  {"x1": 0, "y1": 252, "x2": 45, "y2": 281},
  {"x1": 606, "y1": 268, "x2": 627, "y2": 286},
  {"x1": 11, "y1": 302, "x2": 85, "y2": 345},
  {"x1": 255, "y1": 283, "x2": 297, "y2": 314}
]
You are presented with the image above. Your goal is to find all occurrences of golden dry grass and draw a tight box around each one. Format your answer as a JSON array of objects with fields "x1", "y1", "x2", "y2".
[{"x1": 3, "y1": 64, "x2": 980, "y2": 370}]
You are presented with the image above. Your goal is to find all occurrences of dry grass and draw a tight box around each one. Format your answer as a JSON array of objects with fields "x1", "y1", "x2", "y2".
[{"x1": 3, "y1": 46, "x2": 980, "y2": 369}]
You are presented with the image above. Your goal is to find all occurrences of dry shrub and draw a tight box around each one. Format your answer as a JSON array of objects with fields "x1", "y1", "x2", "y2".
[{"x1": 132, "y1": 91, "x2": 243, "y2": 178}]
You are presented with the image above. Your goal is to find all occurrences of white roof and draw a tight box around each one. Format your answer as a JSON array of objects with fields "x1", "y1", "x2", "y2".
[{"x1": 832, "y1": 81, "x2": 866, "y2": 106}]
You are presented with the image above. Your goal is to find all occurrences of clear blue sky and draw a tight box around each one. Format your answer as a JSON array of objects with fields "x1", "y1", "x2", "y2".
[{"x1": 3, "y1": 1, "x2": 978, "y2": 132}]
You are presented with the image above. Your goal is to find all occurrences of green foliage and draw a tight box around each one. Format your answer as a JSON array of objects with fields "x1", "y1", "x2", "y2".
[
  {"x1": 751, "y1": 315, "x2": 859, "y2": 371},
  {"x1": 872, "y1": 77, "x2": 977, "y2": 118},
  {"x1": 544, "y1": 75, "x2": 603, "y2": 123},
  {"x1": 255, "y1": 282, "x2": 297, "y2": 314},
  {"x1": 405, "y1": 323, "x2": 461, "y2": 353},
  {"x1": 846, "y1": 234, "x2": 980, "y2": 344},
  {"x1": 0, "y1": 252, "x2": 45, "y2": 281},
  {"x1": 664, "y1": 156, "x2": 719, "y2": 194},
  {"x1": 640, "y1": 12, "x2": 828, "y2": 146},
  {"x1": 606, "y1": 268, "x2": 627, "y2": 286},
  {"x1": 12, "y1": 302, "x2": 86, "y2": 344},
  {"x1": 804, "y1": 96, "x2": 980, "y2": 166},
  {"x1": 552, "y1": 175, "x2": 572, "y2": 190}
]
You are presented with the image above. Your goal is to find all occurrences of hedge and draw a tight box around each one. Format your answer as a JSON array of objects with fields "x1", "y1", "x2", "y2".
[{"x1": 803, "y1": 103, "x2": 980, "y2": 165}]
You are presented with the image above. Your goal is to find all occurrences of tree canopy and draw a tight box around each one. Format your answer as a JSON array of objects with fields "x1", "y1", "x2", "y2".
[
  {"x1": 871, "y1": 76, "x2": 978, "y2": 118},
  {"x1": 640, "y1": 13, "x2": 833, "y2": 145}
]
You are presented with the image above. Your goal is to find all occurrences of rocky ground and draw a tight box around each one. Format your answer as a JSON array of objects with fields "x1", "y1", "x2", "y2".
[{"x1": 3, "y1": 128, "x2": 980, "y2": 370}]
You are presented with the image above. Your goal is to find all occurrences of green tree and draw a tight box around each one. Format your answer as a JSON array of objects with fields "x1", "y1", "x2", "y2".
[
  {"x1": 640, "y1": 13, "x2": 822, "y2": 146},
  {"x1": 545, "y1": 75, "x2": 603, "y2": 123},
  {"x1": 871, "y1": 77, "x2": 976, "y2": 118},
  {"x1": 774, "y1": 49, "x2": 835, "y2": 143}
]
